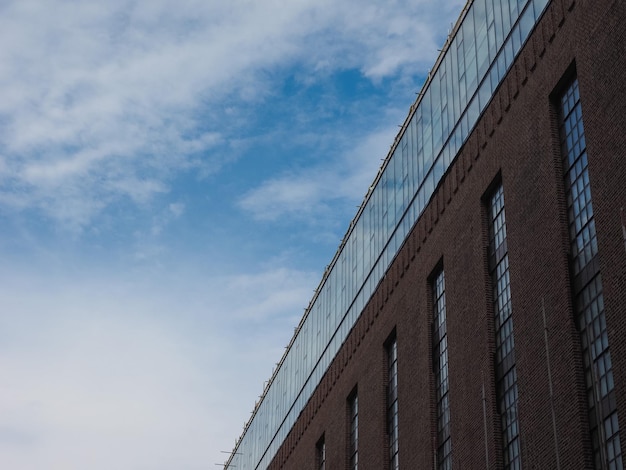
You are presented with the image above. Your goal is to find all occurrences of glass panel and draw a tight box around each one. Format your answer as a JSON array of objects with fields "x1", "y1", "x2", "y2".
[
  {"x1": 434, "y1": 270, "x2": 452, "y2": 470},
  {"x1": 388, "y1": 338, "x2": 400, "y2": 470},
  {"x1": 560, "y1": 79, "x2": 623, "y2": 470},
  {"x1": 489, "y1": 185, "x2": 521, "y2": 470}
]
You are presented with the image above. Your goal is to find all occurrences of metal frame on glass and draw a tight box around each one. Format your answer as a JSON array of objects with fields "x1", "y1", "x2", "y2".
[
  {"x1": 387, "y1": 337, "x2": 400, "y2": 470},
  {"x1": 433, "y1": 270, "x2": 452, "y2": 470},
  {"x1": 488, "y1": 185, "x2": 521, "y2": 470},
  {"x1": 349, "y1": 392, "x2": 359, "y2": 470},
  {"x1": 560, "y1": 78, "x2": 622, "y2": 470}
]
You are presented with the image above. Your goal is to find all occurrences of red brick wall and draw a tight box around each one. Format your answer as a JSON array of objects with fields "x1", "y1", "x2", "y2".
[{"x1": 269, "y1": 0, "x2": 626, "y2": 468}]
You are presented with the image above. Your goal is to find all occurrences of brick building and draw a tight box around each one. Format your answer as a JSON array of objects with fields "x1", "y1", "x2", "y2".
[{"x1": 225, "y1": 0, "x2": 626, "y2": 468}]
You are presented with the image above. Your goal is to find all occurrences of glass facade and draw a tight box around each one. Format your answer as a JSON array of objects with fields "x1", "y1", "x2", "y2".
[
  {"x1": 560, "y1": 79, "x2": 623, "y2": 470},
  {"x1": 225, "y1": 0, "x2": 550, "y2": 468},
  {"x1": 489, "y1": 185, "x2": 521, "y2": 470},
  {"x1": 433, "y1": 270, "x2": 452, "y2": 470}
]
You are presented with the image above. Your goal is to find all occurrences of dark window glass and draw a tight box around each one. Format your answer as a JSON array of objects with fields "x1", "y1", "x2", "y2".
[
  {"x1": 316, "y1": 435, "x2": 326, "y2": 470},
  {"x1": 433, "y1": 270, "x2": 452, "y2": 470},
  {"x1": 560, "y1": 78, "x2": 622, "y2": 470},
  {"x1": 349, "y1": 393, "x2": 358, "y2": 470},
  {"x1": 489, "y1": 185, "x2": 521, "y2": 470},
  {"x1": 388, "y1": 338, "x2": 400, "y2": 470}
]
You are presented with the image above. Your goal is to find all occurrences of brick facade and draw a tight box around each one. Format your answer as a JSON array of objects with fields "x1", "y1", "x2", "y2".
[{"x1": 268, "y1": 0, "x2": 626, "y2": 468}]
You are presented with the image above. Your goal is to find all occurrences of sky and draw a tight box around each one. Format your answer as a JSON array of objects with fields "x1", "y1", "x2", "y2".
[{"x1": 0, "y1": 1, "x2": 464, "y2": 468}]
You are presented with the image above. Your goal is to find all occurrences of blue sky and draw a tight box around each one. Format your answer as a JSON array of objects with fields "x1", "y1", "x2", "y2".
[{"x1": 0, "y1": 0, "x2": 463, "y2": 468}]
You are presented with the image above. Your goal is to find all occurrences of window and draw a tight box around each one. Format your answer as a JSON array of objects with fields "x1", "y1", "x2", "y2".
[
  {"x1": 316, "y1": 434, "x2": 326, "y2": 470},
  {"x1": 559, "y1": 77, "x2": 622, "y2": 470},
  {"x1": 488, "y1": 184, "x2": 521, "y2": 470},
  {"x1": 387, "y1": 336, "x2": 400, "y2": 470},
  {"x1": 349, "y1": 391, "x2": 359, "y2": 470},
  {"x1": 433, "y1": 269, "x2": 452, "y2": 470}
]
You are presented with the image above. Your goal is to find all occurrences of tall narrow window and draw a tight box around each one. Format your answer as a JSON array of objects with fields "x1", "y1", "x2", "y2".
[
  {"x1": 559, "y1": 78, "x2": 622, "y2": 470},
  {"x1": 349, "y1": 391, "x2": 358, "y2": 470},
  {"x1": 387, "y1": 336, "x2": 400, "y2": 470},
  {"x1": 488, "y1": 184, "x2": 521, "y2": 469},
  {"x1": 433, "y1": 269, "x2": 452, "y2": 470},
  {"x1": 316, "y1": 434, "x2": 326, "y2": 470}
]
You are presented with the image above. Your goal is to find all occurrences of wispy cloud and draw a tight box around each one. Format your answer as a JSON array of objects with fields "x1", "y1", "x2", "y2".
[
  {"x1": 220, "y1": 267, "x2": 319, "y2": 325},
  {"x1": 0, "y1": 0, "x2": 462, "y2": 230},
  {"x1": 237, "y1": 126, "x2": 400, "y2": 221}
]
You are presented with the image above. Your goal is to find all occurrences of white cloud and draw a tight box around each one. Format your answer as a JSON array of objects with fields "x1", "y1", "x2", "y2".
[
  {"x1": 237, "y1": 125, "x2": 400, "y2": 221},
  {"x1": 0, "y1": 0, "x2": 462, "y2": 230},
  {"x1": 168, "y1": 202, "x2": 185, "y2": 218},
  {"x1": 220, "y1": 267, "x2": 319, "y2": 324},
  {"x1": 0, "y1": 261, "x2": 317, "y2": 470}
]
